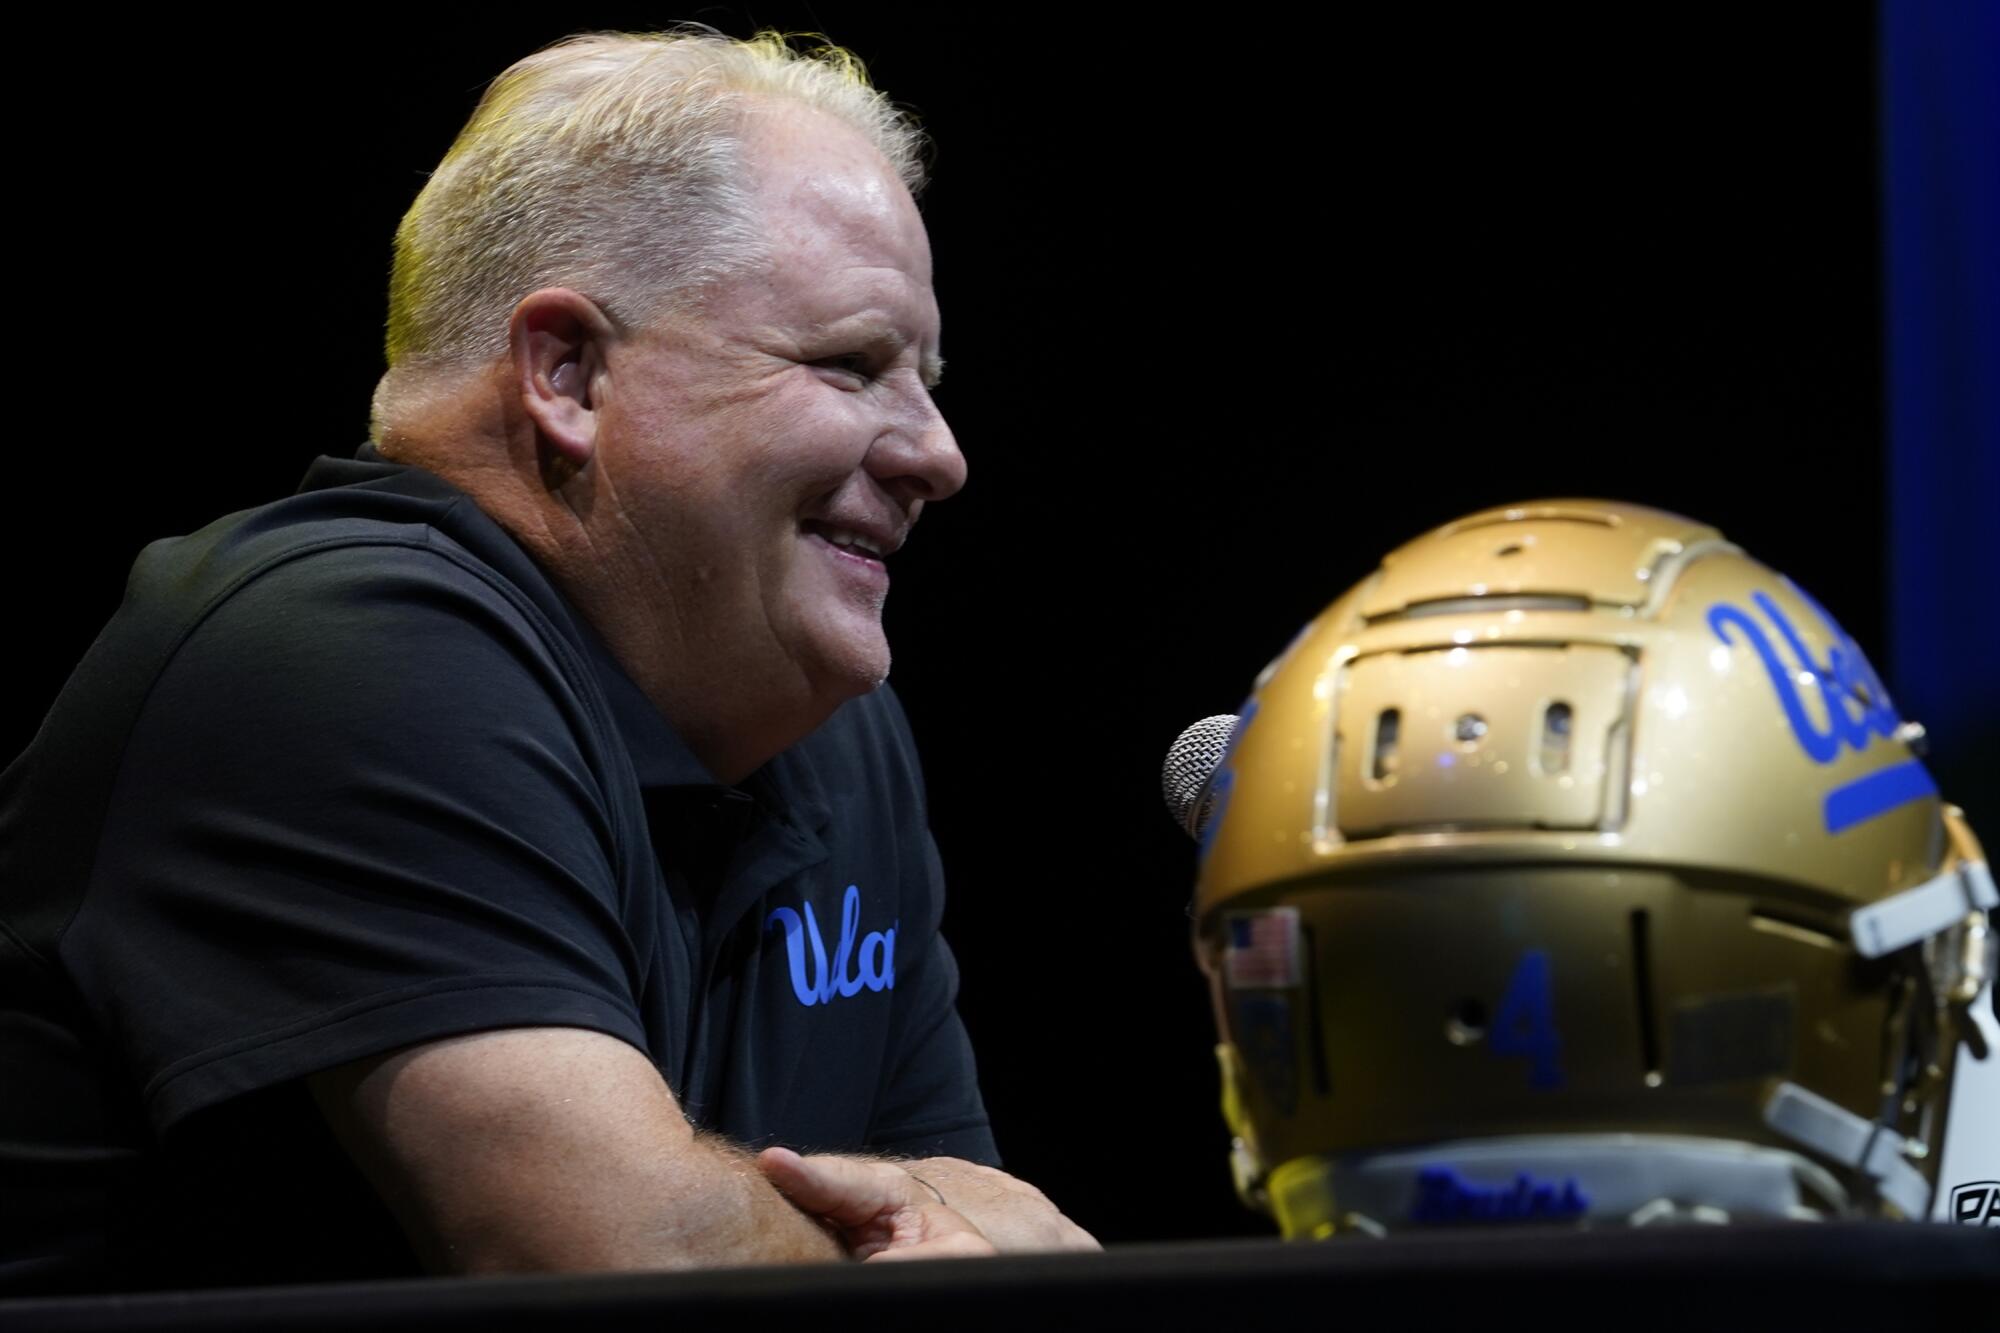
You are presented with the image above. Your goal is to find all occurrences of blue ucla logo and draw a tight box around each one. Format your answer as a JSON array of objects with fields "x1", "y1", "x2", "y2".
[
  {"x1": 765, "y1": 885, "x2": 896, "y2": 1007},
  {"x1": 1706, "y1": 584, "x2": 1900, "y2": 764},
  {"x1": 1706, "y1": 582, "x2": 1935, "y2": 833}
]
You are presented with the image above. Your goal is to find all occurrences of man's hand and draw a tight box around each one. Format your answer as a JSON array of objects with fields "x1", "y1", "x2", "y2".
[
  {"x1": 902, "y1": 1157, "x2": 1102, "y2": 1253},
  {"x1": 756, "y1": 1147, "x2": 997, "y2": 1261},
  {"x1": 758, "y1": 1150, "x2": 1100, "y2": 1255}
]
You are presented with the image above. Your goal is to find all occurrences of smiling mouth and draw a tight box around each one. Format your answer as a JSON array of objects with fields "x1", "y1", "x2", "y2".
[{"x1": 800, "y1": 520, "x2": 890, "y2": 562}]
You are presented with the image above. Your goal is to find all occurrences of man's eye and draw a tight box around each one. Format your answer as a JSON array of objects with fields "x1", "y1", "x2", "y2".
[{"x1": 812, "y1": 355, "x2": 874, "y2": 382}]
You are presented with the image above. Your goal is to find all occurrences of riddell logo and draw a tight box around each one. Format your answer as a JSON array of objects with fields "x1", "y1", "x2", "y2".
[
  {"x1": 1410, "y1": 1168, "x2": 1589, "y2": 1225},
  {"x1": 1949, "y1": 1181, "x2": 2000, "y2": 1226}
]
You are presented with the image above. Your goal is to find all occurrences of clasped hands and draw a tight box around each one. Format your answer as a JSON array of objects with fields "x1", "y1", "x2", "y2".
[{"x1": 756, "y1": 1147, "x2": 1100, "y2": 1262}]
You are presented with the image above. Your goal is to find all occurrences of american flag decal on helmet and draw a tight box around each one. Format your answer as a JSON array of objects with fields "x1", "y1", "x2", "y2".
[{"x1": 1224, "y1": 909, "x2": 1302, "y2": 989}]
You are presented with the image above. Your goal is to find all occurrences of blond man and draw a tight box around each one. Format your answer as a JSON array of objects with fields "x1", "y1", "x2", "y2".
[{"x1": 0, "y1": 30, "x2": 1093, "y2": 1290}]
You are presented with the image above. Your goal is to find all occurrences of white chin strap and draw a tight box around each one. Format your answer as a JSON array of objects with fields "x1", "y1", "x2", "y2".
[
  {"x1": 1763, "y1": 1082, "x2": 1933, "y2": 1220},
  {"x1": 1849, "y1": 858, "x2": 1997, "y2": 958},
  {"x1": 1774, "y1": 855, "x2": 2000, "y2": 1222}
]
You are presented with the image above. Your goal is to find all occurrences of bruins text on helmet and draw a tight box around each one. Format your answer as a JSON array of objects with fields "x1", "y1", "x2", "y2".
[{"x1": 1171, "y1": 499, "x2": 1997, "y2": 1236}]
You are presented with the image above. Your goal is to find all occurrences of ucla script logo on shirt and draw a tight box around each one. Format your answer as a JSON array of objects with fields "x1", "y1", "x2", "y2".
[{"x1": 766, "y1": 885, "x2": 897, "y2": 1007}]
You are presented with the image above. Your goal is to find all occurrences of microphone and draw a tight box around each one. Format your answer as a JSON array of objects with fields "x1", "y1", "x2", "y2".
[{"x1": 1161, "y1": 714, "x2": 1239, "y2": 842}]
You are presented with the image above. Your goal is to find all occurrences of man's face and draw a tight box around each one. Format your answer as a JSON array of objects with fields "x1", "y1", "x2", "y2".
[{"x1": 591, "y1": 102, "x2": 964, "y2": 719}]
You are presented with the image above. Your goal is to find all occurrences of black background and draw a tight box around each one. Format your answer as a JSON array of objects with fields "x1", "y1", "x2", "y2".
[{"x1": 12, "y1": 7, "x2": 1882, "y2": 1244}]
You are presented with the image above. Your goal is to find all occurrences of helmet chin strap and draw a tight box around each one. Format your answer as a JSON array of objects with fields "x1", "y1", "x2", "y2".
[
  {"x1": 1763, "y1": 1082, "x2": 1934, "y2": 1220},
  {"x1": 1849, "y1": 807, "x2": 1998, "y2": 1046},
  {"x1": 1848, "y1": 856, "x2": 1997, "y2": 959}
]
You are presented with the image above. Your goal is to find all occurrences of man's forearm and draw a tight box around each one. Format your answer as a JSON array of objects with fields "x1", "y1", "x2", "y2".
[
  {"x1": 311, "y1": 1028, "x2": 847, "y2": 1274},
  {"x1": 466, "y1": 1132, "x2": 848, "y2": 1272},
  {"x1": 670, "y1": 1133, "x2": 848, "y2": 1267},
  {"x1": 409, "y1": 1132, "x2": 845, "y2": 1274}
]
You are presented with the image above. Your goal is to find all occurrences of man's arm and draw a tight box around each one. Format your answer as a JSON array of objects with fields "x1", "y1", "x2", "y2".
[{"x1": 309, "y1": 1026, "x2": 991, "y2": 1272}]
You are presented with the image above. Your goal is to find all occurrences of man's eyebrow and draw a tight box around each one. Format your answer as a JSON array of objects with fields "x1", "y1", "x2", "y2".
[{"x1": 921, "y1": 352, "x2": 945, "y2": 390}]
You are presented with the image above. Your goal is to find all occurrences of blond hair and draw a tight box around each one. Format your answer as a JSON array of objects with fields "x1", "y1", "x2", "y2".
[{"x1": 374, "y1": 28, "x2": 926, "y2": 421}]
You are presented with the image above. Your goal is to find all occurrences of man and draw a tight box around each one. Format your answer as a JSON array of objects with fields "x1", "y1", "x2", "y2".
[{"x1": 0, "y1": 29, "x2": 1093, "y2": 1290}]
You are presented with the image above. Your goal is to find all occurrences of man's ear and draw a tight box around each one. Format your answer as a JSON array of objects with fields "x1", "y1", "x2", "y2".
[{"x1": 509, "y1": 288, "x2": 617, "y2": 477}]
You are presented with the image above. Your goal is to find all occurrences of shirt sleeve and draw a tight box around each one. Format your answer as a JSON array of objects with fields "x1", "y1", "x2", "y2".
[
  {"x1": 62, "y1": 541, "x2": 650, "y2": 1135},
  {"x1": 860, "y1": 689, "x2": 1001, "y2": 1166}
]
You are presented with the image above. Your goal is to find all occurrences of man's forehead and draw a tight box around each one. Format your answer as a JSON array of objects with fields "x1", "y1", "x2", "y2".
[{"x1": 740, "y1": 102, "x2": 928, "y2": 262}]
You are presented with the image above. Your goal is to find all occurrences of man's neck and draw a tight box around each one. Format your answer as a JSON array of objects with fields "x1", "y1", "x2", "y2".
[{"x1": 378, "y1": 394, "x2": 835, "y2": 786}]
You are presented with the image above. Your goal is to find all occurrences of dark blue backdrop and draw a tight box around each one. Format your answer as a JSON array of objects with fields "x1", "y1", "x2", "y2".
[{"x1": 1884, "y1": 0, "x2": 2000, "y2": 828}]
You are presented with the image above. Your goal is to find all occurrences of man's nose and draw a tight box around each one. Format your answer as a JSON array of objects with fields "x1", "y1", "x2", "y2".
[{"x1": 870, "y1": 389, "x2": 967, "y2": 505}]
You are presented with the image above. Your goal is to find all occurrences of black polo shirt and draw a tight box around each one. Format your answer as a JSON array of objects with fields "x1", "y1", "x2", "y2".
[{"x1": 0, "y1": 445, "x2": 996, "y2": 1293}]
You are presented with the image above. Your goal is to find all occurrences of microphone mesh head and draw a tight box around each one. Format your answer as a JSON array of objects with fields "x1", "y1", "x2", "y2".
[{"x1": 1162, "y1": 714, "x2": 1240, "y2": 840}]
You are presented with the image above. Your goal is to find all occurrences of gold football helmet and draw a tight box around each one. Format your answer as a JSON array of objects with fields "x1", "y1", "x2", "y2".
[{"x1": 1178, "y1": 499, "x2": 1995, "y2": 1235}]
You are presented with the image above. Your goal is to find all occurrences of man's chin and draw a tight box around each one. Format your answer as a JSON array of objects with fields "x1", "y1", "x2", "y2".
[
  {"x1": 838, "y1": 651, "x2": 893, "y2": 697},
  {"x1": 804, "y1": 634, "x2": 893, "y2": 704}
]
